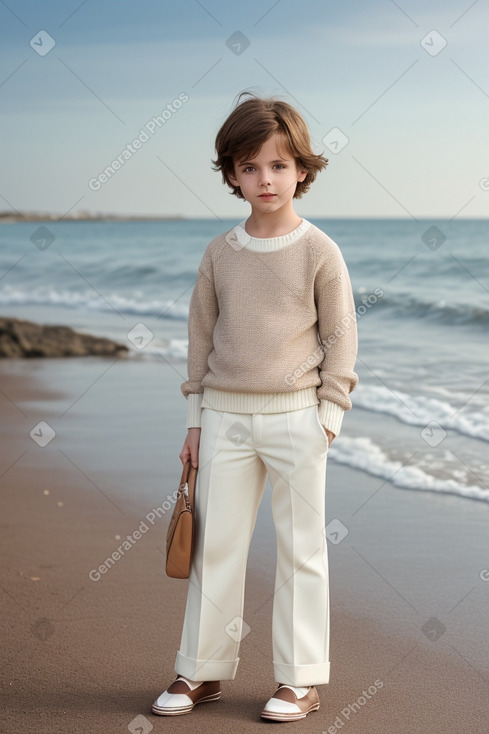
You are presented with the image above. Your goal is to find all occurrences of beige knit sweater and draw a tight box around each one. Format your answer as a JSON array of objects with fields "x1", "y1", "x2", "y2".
[{"x1": 181, "y1": 218, "x2": 358, "y2": 437}]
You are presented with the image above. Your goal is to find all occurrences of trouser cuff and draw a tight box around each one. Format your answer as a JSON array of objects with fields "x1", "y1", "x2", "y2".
[
  {"x1": 273, "y1": 661, "x2": 330, "y2": 686},
  {"x1": 175, "y1": 650, "x2": 239, "y2": 681}
]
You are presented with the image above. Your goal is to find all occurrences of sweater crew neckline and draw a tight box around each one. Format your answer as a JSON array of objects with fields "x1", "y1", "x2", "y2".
[{"x1": 231, "y1": 218, "x2": 312, "y2": 252}]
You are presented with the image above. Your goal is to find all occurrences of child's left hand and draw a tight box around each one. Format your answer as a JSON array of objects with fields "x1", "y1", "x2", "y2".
[{"x1": 325, "y1": 429, "x2": 335, "y2": 447}]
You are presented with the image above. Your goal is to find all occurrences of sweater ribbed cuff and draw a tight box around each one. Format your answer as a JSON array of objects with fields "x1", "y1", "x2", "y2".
[
  {"x1": 186, "y1": 393, "x2": 203, "y2": 428},
  {"x1": 318, "y1": 399, "x2": 344, "y2": 437}
]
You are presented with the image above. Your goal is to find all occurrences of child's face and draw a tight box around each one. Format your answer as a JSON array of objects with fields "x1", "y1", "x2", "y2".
[{"x1": 229, "y1": 133, "x2": 307, "y2": 214}]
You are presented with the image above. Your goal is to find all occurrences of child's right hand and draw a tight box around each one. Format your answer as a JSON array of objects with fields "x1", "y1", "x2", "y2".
[{"x1": 180, "y1": 427, "x2": 201, "y2": 469}]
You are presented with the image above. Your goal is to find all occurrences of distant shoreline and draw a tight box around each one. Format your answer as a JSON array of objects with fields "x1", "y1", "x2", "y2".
[
  {"x1": 0, "y1": 211, "x2": 186, "y2": 223},
  {"x1": 1, "y1": 211, "x2": 487, "y2": 223}
]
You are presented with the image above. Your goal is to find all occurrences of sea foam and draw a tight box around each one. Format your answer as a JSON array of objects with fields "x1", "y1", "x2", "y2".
[
  {"x1": 330, "y1": 436, "x2": 489, "y2": 503},
  {"x1": 353, "y1": 385, "x2": 489, "y2": 442}
]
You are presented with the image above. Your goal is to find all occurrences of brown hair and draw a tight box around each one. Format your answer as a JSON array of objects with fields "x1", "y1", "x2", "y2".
[{"x1": 211, "y1": 91, "x2": 328, "y2": 200}]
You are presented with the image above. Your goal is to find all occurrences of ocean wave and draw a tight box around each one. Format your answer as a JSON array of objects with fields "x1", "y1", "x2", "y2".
[
  {"x1": 353, "y1": 385, "x2": 489, "y2": 442},
  {"x1": 0, "y1": 286, "x2": 189, "y2": 320},
  {"x1": 330, "y1": 436, "x2": 489, "y2": 503},
  {"x1": 126, "y1": 338, "x2": 188, "y2": 361},
  {"x1": 357, "y1": 288, "x2": 489, "y2": 325},
  {"x1": 3, "y1": 284, "x2": 487, "y2": 327}
]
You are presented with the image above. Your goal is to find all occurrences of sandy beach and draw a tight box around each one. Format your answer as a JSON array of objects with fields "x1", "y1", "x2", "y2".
[{"x1": 1, "y1": 356, "x2": 489, "y2": 734}]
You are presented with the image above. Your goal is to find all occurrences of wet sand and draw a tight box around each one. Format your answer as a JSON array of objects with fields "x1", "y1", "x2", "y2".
[{"x1": 1, "y1": 357, "x2": 488, "y2": 733}]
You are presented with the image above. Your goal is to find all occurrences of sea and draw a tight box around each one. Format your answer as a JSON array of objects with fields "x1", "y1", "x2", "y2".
[{"x1": 1, "y1": 218, "x2": 488, "y2": 504}]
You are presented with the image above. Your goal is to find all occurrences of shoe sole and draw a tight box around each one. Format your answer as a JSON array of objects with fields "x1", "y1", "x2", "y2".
[
  {"x1": 260, "y1": 702, "x2": 320, "y2": 721},
  {"x1": 152, "y1": 691, "x2": 222, "y2": 716}
]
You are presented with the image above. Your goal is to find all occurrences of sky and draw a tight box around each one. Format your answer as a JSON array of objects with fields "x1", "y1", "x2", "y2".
[{"x1": 0, "y1": 0, "x2": 488, "y2": 219}]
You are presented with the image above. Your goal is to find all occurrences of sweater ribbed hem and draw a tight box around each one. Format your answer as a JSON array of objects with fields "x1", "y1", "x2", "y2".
[
  {"x1": 186, "y1": 387, "x2": 345, "y2": 436},
  {"x1": 201, "y1": 386, "x2": 319, "y2": 415}
]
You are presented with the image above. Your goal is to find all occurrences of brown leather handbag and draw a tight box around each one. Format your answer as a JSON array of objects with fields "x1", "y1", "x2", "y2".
[{"x1": 166, "y1": 459, "x2": 197, "y2": 579}]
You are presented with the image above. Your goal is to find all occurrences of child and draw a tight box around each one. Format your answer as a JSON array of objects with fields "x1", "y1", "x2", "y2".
[{"x1": 152, "y1": 91, "x2": 358, "y2": 722}]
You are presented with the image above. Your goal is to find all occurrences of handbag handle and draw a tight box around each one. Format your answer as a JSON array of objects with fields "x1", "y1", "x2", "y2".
[{"x1": 179, "y1": 459, "x2": 197, "y2": 508}]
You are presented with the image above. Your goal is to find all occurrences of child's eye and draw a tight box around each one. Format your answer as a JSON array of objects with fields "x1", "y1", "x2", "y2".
[{"x1": 241, "y1": 163, "x2": 286, "y2": 173}]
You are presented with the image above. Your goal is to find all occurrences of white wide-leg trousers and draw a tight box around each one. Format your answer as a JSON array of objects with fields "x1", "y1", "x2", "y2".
[{"x1": 175, "y1": 404, "x2": 331, "y2": 687}]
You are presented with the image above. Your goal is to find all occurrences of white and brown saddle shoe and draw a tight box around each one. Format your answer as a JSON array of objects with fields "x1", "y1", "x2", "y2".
[
  {"x1": 260, "y1": 684, "x2": 320, "y2": 721},
  {"x1": 152, "y1": 676, "x2": 221, "y2": 716}
]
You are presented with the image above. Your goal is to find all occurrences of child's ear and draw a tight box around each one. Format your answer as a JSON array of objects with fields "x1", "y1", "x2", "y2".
[
  {"x1": 297, "y1": 167, "x2": 308, "y2": 182},
  {"x1": 228, "y1": 167, "x2": 239, "y2": 186}
]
